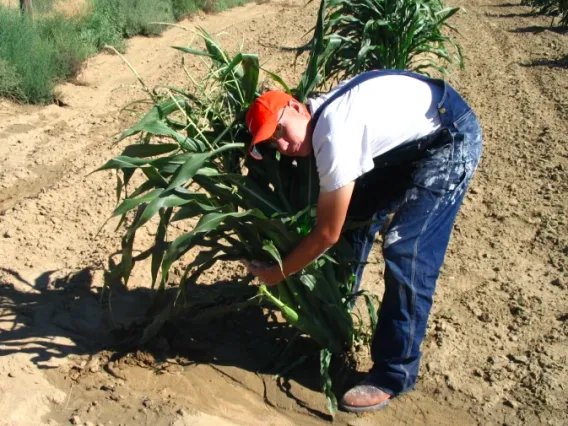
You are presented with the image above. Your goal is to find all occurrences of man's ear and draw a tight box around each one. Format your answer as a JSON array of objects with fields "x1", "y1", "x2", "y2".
[{"x1": 288, "y1": 99, "x2": 310, "y2": 117}]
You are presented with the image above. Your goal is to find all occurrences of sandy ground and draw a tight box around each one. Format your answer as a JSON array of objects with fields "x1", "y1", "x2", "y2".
[
  {"x1": 0, "y1": 0, "x2": 88, "y2": 15},
  {"x1": 0, "y1": 0, "x2": 567, "y2": 425}
]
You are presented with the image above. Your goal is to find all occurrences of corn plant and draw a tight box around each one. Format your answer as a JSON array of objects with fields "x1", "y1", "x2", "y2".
[
  {"x1": 98, "y1": 26, "x2": 363, "y2": 414},
  {"x1": 521, "y1": 0, "x2": 568, "y2": 26},
  {"x1": 296, "y1": 0, "x2": 464, "y2": 87}
]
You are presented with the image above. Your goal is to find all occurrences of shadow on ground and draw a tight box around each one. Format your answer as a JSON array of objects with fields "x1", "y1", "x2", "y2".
[
  {"x1": 0, "y1": 264, "x2": 358, "y2": 421},
  {"x1": 0, "y1": 265, "x2": 153, "y2": 365},
  {"x1": 521, "y1": 55, "x2": 568, "y2": 68},
  {"x1": 487, "y1": 3, "x2": 568, "y2": 29},
  {"x1": 510, "y1": 25, "x2": 568, "y2": 34},
  {"x1": 485, "y1": 11, "x2": 539, "y2": 18}
]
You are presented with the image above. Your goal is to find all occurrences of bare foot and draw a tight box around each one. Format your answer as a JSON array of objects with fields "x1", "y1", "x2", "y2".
[{"x1": 340, "y1": 382, "x2": 391, "y2": 413}]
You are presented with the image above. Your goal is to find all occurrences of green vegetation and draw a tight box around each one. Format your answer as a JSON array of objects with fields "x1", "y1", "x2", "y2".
[
  {"x1": 0, "y1": 8, "x2": 88, "y2": 102},
  {"x1": 317, "y1": 0, "x2": 463, "y2": 84},
  {"x1": 27, "y1": 0, "x2": 56, "y2": 14},
  {"x1": 521, "y1": 0, "x2": 568, "y2": 26},
  {"x1": 98, "y1": 26, "x2": 362, "y2": 413},
  {"x1": 0, "y1": 0, "x2": 254, "y2": 104},
  {"x1": 99, "y1": 0, "x2": 462, "y2": 414}
]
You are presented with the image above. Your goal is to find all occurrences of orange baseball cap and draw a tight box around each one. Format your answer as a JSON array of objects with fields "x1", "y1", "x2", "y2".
[{"x1": 246, "y1": 90, "x2": 294, "y2": 159}]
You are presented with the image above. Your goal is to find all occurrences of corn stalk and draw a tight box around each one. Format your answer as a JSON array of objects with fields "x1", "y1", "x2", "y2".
[
  {"x1": 99, "y1": 27, "x2": 358, "y2": 414},
  {"x1": 296, "y1": 0, "x2": 464, "y2": 88}
]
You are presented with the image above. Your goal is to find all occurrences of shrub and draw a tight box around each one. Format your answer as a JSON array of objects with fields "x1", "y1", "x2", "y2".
[
  {"x1": 119, "y1": 0, "x2": 176, "y2": 37},
  {"x1": 80, "y1": 0, "x2": 125, "y2": 51},
  {"x1": 32, "y1": 0, "x2": 56, "y2": 13},
  {"x1": 39, "y1": 13, "x2": 93, "y2": 78},
  {"x1": 212, "y1": 0, "x2": 249, "y2": 12},
  {"x1": 0, "y1": 5, "x2": 61, "y2": 103},
  {"x1": 172, "y1": 0, "x2": 206, "y2": 19},
  {"x1": 0, "y1": 58, "x2": 23, "y2": 100},
  {"x1": 0, "y1": 5, "x2": 98, "y2": 102}
]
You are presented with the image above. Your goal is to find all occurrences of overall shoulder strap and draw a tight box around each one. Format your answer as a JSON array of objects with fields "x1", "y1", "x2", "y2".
[{"x1": 310, "y1": 69, "x2": 432, "y2": 125}]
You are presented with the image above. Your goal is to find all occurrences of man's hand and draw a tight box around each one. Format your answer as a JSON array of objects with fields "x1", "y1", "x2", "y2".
[{"x1": 243, "y1": 260, "x2": 285, "y2": 286}]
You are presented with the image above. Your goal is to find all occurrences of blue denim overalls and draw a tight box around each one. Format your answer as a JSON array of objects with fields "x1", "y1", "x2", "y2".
[{"x1": 311, "y1": 70, "x2": 483, "y2": 396}]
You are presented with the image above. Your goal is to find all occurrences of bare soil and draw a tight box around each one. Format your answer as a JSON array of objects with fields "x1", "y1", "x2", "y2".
[{"x1": 0, "y1": 0, "x2": 567, "y2": 425}]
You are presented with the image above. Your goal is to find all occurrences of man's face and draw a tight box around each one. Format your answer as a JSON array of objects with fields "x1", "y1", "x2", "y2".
[{"x1": 268, "y1": 100, "x2": 312, "y2": 157}]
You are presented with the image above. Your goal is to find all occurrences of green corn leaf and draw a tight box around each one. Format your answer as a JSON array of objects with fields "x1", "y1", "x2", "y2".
[
  {"x1": 436, "y1": 7, "x2": 461, "y2": 21},
  {"x1": 193, "y1": 176, "x2": 244, "y2": 207},
  {"x1": 138, "y1": 121, "x2": 185, "y2": 141},
  {"x1": 276, "y1": 281, "x2": 295, "y2": 308},
  {"x1": 262, "y1": 240, "x2": 283, "y2": 274},
  {"x1": 173, "y1": 46, "x2": 215, "y2": 58},
  {"x1": 171, "y1": 200, "x2": 223, "y2": 222},
  {"x1": 223, "y1": 174, "x2": 285, "y2": 215},
  {"x1": 199, "y1": 27, "x2": 231, "y2": 66},
  {"x1": 121, "y1": 205, "x2": 146, "y2": 286},
  {"x1": 295, "y1": 0, "x2": 327, "y2": 101},
  {"x1": 227, "y1": 220, "x2": 263, "y2": 257},
  {"x1": 316, "y1": 0, "x2": 463, "y2": 82},
  {"x1": 161, "y1": 209, "x2": 266, "y2": 281},
  {"x1": 121, "y1": 168, "x2": 136, "y2": 196},
  {"x1": 151, "y1": 208, "x2": 173, "y2": 289},
  {"x1": 141, "y1": 167, "x2": 169, "y2": 188},
  {"x1": 261, "y1": 68, "x2": 292, "y2": 94},
  {"x1": 115, "y1": 171, "x2": 123, "y2": 206},
  {"x1": 120, "y1": 143, "x2": 179, "y2": 158},
  {"x1": 299, "y1": 273, "x2": 316, "y2": 291},
  {"x1": 241, "y1": 54, "x2": 260, "y2": 104},
  {"x1": 165, "y1": 152, "x2": 213, "y2": 190},
  {"x1": 219, "y1": 52, "x2": 244, "y2": 79},
  {"x1": 166, "y1": 143, "x2": 244, "y2": 190},
  {"x1": 195, "y1": 167, "x2": 221, "y2": 177},
  {"x1": 320, "y1": 261, "x2": 344, "y2": 304},
  {"x1": 151, "y1": 147, "x2": 216, "y2": 175},
  {"x1": 151, "y1": 152, "x2": 193, "y2": 175},
  {"x1": 363, "y1": 292, "x2": 380, "y2": 332},
  {"x1": 119, "y1": 119, "x2": 203, "y2": 154},
  {"x1": 178, "y1": 136, "x2": 207, "y2": 153},
  {"x1": 283, "y1": 278, "x2": 326, "y2": 331},
  {"x1": 129, "y1": 179, "x2": 159, "y2": 199},
  {"x1": 129, "y1": 190, "x2": 209, "y2": 235},
  {"x1": 112, "y1": 188, "x2": 164, "y2": 217},
  {"x1": 251, "y1": 218, "x2": 298, "y2": 252},
  {"x1": 320, "y1": 349, "x2": 338, "y2": 416},
  {"x1": 95, "y1": 155, "x2": 150, "y2": 172},
  {"x1": 119, "y1": 96, "x2": 187, "y2": 141}
]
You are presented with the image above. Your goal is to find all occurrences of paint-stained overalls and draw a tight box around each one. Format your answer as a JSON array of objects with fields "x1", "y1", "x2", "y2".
[{"x1": 311, "y1": 70, "x2": 483, "y2": 396}]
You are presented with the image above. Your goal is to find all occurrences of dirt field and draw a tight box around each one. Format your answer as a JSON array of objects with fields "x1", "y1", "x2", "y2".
[{"x1": 0, "y1": 0, "x2": 567, "y2": 425}]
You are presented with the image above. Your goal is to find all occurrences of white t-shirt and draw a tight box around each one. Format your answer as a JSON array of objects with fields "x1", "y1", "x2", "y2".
[{"x1": 307, "y1": 75, "x2": 443, "y2": 192}]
